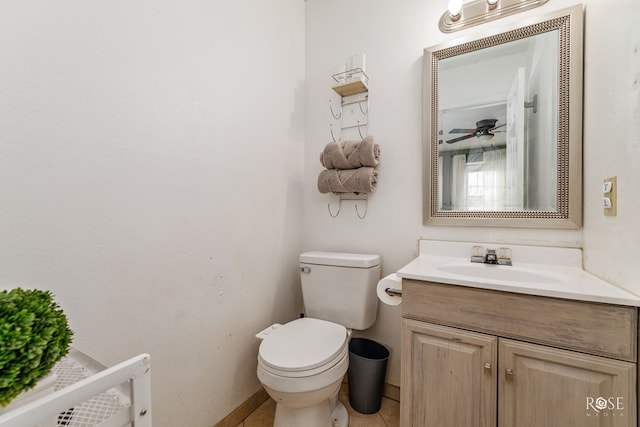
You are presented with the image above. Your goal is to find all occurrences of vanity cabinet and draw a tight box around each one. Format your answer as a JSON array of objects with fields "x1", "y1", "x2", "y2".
[
  {"x1": 401, "y1": 279, "x2": 638, "y2": 427},
  {"x1": 402, "y1": 320, "x2": 497, "y2": 426},
  {"x1": 499, "y1": 339, "x2": 634, "y2": 427}
]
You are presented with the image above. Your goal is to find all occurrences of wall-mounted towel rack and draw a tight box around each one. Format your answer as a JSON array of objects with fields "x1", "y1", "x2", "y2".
[
  {"x1": 330, "y1": 119, "x2": 367, "y2": 142},
  {"x1": 329, "y1": 68, "x2": 369, "y2": 142},
  {"x1": 322, "y1": 55, "x2": 376, "y2": 220},
  {"x1": 329, "y1": 100, "x2": 342, "y2": 119},
  {"x1": 327, "y1": 193, "x2": 368, "y2": 219}
]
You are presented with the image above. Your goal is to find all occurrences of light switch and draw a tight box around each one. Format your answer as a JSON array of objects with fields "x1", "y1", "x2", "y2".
[{"x1": 603, "y1": 176, "x2": 617, "y2": 216}]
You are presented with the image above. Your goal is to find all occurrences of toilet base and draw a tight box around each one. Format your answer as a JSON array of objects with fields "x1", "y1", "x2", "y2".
[
  {"x1": 267, "y1": 382, "x2": 348, "y2": 427},
  {"x1": 272, "y1": 398, "x2": 349, "y2": 427},
  {"x1": 273, "y1": 399, "x2": 330, "y2": 427},
  {"x1": 330, "y1": 400, "x2": 349, "y2": 427}
]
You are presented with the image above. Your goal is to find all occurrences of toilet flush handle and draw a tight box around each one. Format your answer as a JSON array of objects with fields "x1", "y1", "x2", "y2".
[{"x1": 300, "y1": 266, "x2": 311, "y2": 273}]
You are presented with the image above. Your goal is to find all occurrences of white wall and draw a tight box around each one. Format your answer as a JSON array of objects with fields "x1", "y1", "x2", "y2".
[
  {"x1": 582, "y1": 0, "x2": 640, "y2": 293},
  {"x1": 0, "y1": 1, "x2": 305, "y2": 425},
  {"x1": 305, "y1": 0, "x2": 640, "y2": 388},
  {"x1": 2, "y1": 0, "x2": 638, "y2": 423}
]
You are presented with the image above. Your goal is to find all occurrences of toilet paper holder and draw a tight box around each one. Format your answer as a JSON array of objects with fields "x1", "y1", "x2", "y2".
[{"x1": 384, "y1": 287, "x2": 402, "y2": 297}]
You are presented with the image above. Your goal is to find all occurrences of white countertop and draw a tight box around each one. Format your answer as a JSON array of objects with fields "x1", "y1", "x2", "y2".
[{"x1": 397, "y1": 240, "x2": 640, "y2": 307}]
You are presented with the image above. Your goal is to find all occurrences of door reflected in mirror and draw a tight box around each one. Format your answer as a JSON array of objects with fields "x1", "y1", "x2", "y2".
[{"x1": 424, "y1": 6, "x2": 583, "y2": 228}]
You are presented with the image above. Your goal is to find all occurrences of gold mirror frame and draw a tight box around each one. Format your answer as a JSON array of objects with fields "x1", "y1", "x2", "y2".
[{"x1": 424, "y1": 5, "x2": 583, "y2": 228}]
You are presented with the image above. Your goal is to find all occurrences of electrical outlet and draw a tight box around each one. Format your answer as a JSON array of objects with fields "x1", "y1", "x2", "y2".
[{"x1": 603, "y1": 176, "x2": 617, "y2": 216}]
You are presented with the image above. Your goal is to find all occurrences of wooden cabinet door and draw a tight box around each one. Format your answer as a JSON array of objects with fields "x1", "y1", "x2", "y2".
[
  {"x1": 499, "y1": 339, "x2": 636, "y2": 427},
  {"x1": 401, "y1": 320, "x2": 497, "y2": 427}
]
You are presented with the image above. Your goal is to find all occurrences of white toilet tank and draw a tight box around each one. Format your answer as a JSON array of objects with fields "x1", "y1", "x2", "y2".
[{"x1": 299, "y1": 251, "x2": 380, "y2": 330}]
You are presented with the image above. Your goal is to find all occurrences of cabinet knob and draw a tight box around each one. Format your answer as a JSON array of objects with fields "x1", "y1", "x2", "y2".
[
  {"x1": 505, "y1": 368, "x2": 514, "y2": 379},
  {"x1": 483, "y1": 362, "x2": 491, "y2": 372}
]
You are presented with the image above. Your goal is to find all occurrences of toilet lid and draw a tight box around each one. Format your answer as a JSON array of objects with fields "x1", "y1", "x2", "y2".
[{"x1": 259, "y1": 318, "x2": 347, "y2": 373}]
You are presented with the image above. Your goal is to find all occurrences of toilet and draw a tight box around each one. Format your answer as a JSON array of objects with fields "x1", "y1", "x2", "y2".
[{"x1": 256, "y1": 251, "x2": 380, "y2": 427}]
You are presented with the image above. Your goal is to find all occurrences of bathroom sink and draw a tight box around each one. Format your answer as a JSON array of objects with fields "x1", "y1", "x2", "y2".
[
  {"x1": 396, "y1": 240, "x2": 640, "y2": 306},
  {"x1": 436, "y1": 262, "x2": 563, "y2": 284}
]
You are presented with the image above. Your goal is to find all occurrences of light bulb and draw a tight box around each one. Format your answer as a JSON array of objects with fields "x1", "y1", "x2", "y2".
[{"x1": 448, "y1": 0, "x2": 463, "y2": 17}]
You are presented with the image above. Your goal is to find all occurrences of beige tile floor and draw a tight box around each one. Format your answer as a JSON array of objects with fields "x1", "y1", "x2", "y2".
[{"x1": 237, "y1": 383, "x2": 399, "y2": 427}]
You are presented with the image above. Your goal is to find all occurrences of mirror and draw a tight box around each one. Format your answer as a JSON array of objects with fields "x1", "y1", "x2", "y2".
[{"x1": 424, "y1": 6, "x2": 583, "y2": 228}]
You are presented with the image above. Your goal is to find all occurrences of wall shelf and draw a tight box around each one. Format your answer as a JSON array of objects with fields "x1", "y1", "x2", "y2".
[{"x1": 331, "y1": 68, "x2": 369, "y2": 97}]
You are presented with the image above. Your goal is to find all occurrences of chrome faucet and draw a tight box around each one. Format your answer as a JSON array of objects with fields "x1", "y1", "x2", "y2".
[
  {"x1": 485, "y1": 249, "x2": 498, "y2": 264},
  {"x1": 471, "y1": 246, "x2": 512, "y2": 266}
]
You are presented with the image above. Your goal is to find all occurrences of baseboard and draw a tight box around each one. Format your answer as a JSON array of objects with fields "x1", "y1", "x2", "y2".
[
  {"x1": 212, "y1": 387, "x2": 269, "y2": 427},
  {"x1": 383, "y1": 382, "x2": 401, "y2": 402},
  {"x1": 214, "y1": 382, "x2": 400, "y2": 426}
]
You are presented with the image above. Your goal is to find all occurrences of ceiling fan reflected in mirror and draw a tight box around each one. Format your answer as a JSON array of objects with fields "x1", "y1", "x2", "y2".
[{"x1": 445, "y1": 119, "x2": 506, "y2": 144}]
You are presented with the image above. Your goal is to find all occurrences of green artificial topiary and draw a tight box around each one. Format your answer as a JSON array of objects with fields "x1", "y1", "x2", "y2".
[{"x1": 0, "y1": 288, "x2": 73, "y2": 407}]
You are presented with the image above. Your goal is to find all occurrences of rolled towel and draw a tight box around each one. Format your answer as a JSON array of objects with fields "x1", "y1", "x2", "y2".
[
  {"x1": 320, "y1": 135, "x2": 381, "y2": 169},
  {"x1": 317, "y1": 167, "x2": 378, "y2": 194}
]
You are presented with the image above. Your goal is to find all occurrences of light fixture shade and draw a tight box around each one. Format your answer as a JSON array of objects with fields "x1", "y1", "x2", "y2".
[
  {"x1": 440, "y1": 0, "x2": 549, "y2": 33},
  {"x1": 448, "y1": 0, "x2": 463, "y2": 16}
]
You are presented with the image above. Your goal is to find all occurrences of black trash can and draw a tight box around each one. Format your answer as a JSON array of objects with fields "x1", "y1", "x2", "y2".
[{"x1": 347, "y1": 338, "x2": 389, "y2": 414}]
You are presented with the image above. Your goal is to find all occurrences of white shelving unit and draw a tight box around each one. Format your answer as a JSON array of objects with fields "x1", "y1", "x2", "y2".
[{"x1": 0, "y1": 348, "x2": 151, "y2": 427}]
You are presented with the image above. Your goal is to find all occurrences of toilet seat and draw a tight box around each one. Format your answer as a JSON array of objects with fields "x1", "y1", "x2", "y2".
[{"x1": 258, "y1": 318, "x2": 347, "y2": 378}]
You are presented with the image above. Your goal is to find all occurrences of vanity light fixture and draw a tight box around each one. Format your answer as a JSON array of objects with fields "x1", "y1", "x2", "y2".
[
  {"x1": 439, "y1": 0, "x2": 549, "y2": 33},
  {"x1": 447, "y1": 0, "x2": 463, "y2": 20}
]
